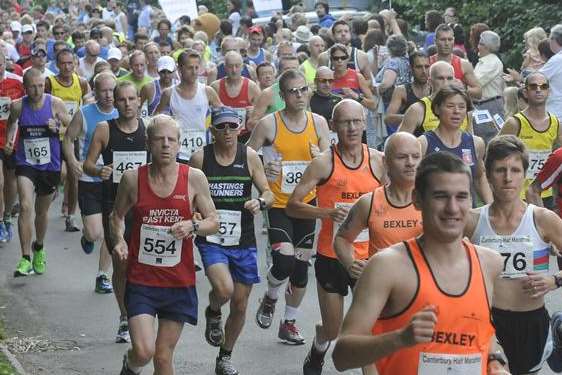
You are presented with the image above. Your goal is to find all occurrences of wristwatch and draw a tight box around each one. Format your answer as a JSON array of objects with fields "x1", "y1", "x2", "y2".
[
  {"x1": 488, "y1": 352, "x2": 507, "y2": 366},
  {"x1": 554, "y1": 274, "x2": 562, "y2": 288},
  {"x1": 191, "y1": 219, "x2": 199, "y2": 234},
  {"x1": 356, "y1": 94, "x2": 365, "y2": 103},
  {"x1": 258, "y1": 197, "x2": 267, "y2": 211}
]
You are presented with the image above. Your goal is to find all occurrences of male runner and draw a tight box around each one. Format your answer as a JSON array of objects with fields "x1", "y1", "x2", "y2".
[
  {"x1": 0, "y1": 50, "x2": 24, "y2": 242},
  {"x1": 499, "y1": 72, "x2": 562, "y2": 207},
  {"x1": 63, "y1": 72, "x2": 118, "y2": 294},
  {"x1": 118, "y1": 50, "x2": 153, "y2": 93},
  {"x1": 155, "y1": 49, "x2": 222, "y2": 162},
  {"x1": 211, "y1": 51, "x2": 260, "y2": 143},
  {"x1": 430, "y1": 23, "x2": 482, "y2": 99},
  {"x1": 399, "y1": 61, "x2": 471, "y2": 136},
  {"x1": 139, "y1": 55, "x2": 176, "y2": 118},
  {"x1": 112, "y1": 114, "x2": 218, "y2": 375},
  {"x1": 246, "y1": 26, "x2": 271, "y2": 66},
  {"x1": 45, "y1": 47, "x2": 90, "y2": 232},
  {"x1": 466, "y1": 135, "x2": 562, "y2": 375},
  {"x1": 332, "y1": 152, "x2": 508, "y2": 375},
  {"x1": 385, "y1": 51, "x2": 431, "y2": 129},
  {"x1": 248, "y1": 69, "x2": 331, "y2": 343},
  {"x1": 300, "y1": 36, "x2": 325, "y2": 85},
  {"x1": 6, "y1": 68, "x2": 71, "y2": 276},
  {"x1": 84, "y1": 80, "x2": 149, "y2": 343},
  {"x1": 190, "y1": 107, "x2": 273, "y2": 375},
  {"x1": 285, "y1": 99, "x2": 384, "y2": 374}
]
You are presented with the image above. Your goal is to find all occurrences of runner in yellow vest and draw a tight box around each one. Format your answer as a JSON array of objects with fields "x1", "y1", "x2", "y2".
[{"x1": 499, "y1": 72, "x2": 562, "y2": 205}]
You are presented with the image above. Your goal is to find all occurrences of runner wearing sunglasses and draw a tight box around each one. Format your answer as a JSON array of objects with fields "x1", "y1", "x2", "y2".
[
  {"x1": 248, "y1": 69, "x2": 331, "y2": 344},
  {"x1": 190, "y1": 107, "x2": 273, "y2": 375},
  {"x1": 499, "y1": 72, "x2": 562, "y2": 208}
]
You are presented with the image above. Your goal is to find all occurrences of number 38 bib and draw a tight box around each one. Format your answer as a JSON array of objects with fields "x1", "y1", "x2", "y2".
[
  {"x1": 138, "y1": 224, "x2": 183, "y2": 267},
  {"x1": 281, "y1": 160, "x2": 309, "y2": 194}
]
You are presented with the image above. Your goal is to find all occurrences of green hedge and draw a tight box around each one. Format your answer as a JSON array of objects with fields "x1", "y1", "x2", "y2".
[{"x1": 392, "y1": 0, "x2": 562, "y2": 68}]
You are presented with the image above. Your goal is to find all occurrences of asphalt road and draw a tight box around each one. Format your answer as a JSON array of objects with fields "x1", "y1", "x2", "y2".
[{"x1": 0, "y1": 195, "x2": 560, "y2": 375}]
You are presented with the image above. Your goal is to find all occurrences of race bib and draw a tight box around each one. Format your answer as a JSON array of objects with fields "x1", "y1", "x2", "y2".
[
  {"x1": 112, "y1": 151, "x2": 147, "y2": 183},
  {"x1": 233, "y1": 108, "x2": 247, "y2": 127},
  {"x1": 527, "y1": 150, "x2": 550, "y2": 179},
  {"x1": 0, "y1": 97, "x2": 11, "y2": 120},
  {"x1": 138, "y1": 224, "x2": 182, "y2": 267},
  {"x1": 23, "y1": 137, "x2": 51, "y2": 165},
  {"x1": 333, "y1": 202, "x2": 368, "y2": 242},
  {"x1": 329, "y1": 131, "x2": 338, "y2": 145},
  {"x1": 179, "y1": 129, "x2": 207, "y2": 160},
  {"x1": 64, "y1": 101, "x2": 78, "y2": 118},
  {"x1": 480, "y1": 235, "x2": 537, "y2": 278},
  {"x1": 281, "y1": 160, "x2": 309, "y2": 193},
  {"x1": 139, "y1": 102, "x2": 150, "y2": 120},
  {"x1": 206, "y1": 209, "x2": 242, "y2": 246},
  {"x1": 418, "y1": 352, "x2": 482, "y2": 375},
  {"x1": 473, "y1": 109, "x2": 493, "y2": 125}
]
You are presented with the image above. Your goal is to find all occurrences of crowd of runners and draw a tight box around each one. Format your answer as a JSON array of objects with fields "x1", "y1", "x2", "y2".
[{"x1": 1, "y1": 1, "x2": 562, "y2": 374}]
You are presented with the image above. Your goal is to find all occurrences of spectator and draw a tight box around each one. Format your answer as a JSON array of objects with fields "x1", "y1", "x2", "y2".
[
  {"x1": 521, "y1": 27, "x2": 547, "y2": 74},
  {"x1": 315, "y1": 1, "x2": 335, "y2": 29},
  {"x1": 363, "y1": 29, "x2": 388, "y2": 77},
  {"x1": 540, "y1": 24, "x2": 562, "y2": 120},
  {"x1": 443, "y1": 7, "x2": 458, "y2": 24},
  {"x1": 374, "y1": 34, "x2": 411, "y2": 108},
  {"x1": 153, "y1": 19, "x2": 173, "y2": 46},
  {"x1": 467, "y1": 22, "x2": 490, "y2": 66},
  {"x1": 228, "y1": 0, "x2": 242, "y2": 36},
  {"x1": 423, "y1": 10, "x2": 444, "y2": 51}
]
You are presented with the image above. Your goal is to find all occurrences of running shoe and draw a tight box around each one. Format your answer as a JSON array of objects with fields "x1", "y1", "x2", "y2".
[
  {"x1": 278, "y1": 319, "x2": 305, "y2": 345},
  {"x1": 14, "y1": 258, "x2": 33, "y2": 277},
  {"x1": 81, "y1": 235, "x2": 95, "y2": 254},
  {"x1": 255, "y1": 294, "x2": 277, "y2": 329},
  {"x1": 65, "y1": 216, "x2": 80, "y2": 232},
  {"x1": 0, "y1": 223, "x2": 8, "y2": 243},
  {"x1": 95, "y1": 274, "x2": 113, "y2": 294},
  {"x1": 32, "y1": 243, "x2": 46, "y2": 275},
  {"x1": 303, "y1": 341, "x2": 330, "y2": 375},
  {"x1": 205, "y1": 306, "x2": 224, "y2": 347},
  {"x1": 215, "y1": 355, "x2": 239, "y2": 375},
  {"x1": 115, "y1": 319, "x2": 130, "y2": 343},
  {"x1": 120, "y1": 353, "x2": 137, "y2": 375},
  {"x1": 547, "y1": 311, "x2": 562, "y2": 372},
  {"x1": 5, "y1": 222, "x2": 13, "y2": 242}
]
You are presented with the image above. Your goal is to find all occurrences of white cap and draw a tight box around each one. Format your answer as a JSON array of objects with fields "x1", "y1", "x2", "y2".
[
  {"x1": 10, "y1": 21, "x2": 22, "y2": 33},
  {"x1": 157, "y1": 55, "x2": 176, "y2": 72},
  {"x1": 107, "y1": 47, "x2": 122, "y2": 61},
  {"x1": 22, "y1": 24, "x2": 34, "y2": 34}
]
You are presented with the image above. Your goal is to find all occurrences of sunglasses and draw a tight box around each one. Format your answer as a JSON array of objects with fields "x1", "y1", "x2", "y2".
[
  {"x1": 214, "y1": 122, "x2": 240, "y2": 130},
  {"x1": 526, "y1": 83, "x2": 549, "y2": 91},
  {"x1": 316, "y1": 78, "x2": 333, "y2": 84},
  {"x1": 331, "y1": 55, "x2": 348, "y2": 61},
  {"x1": 286, "y1": 85, "x2": 309, "y2": 95}
]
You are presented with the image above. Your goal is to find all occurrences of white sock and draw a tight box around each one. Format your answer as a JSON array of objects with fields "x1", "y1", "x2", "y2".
[
  {"x1": 266, "y1": 273, "x2": 285, "y2": 300},
  {"x1": 314, "y1": 335, "x2": 330, "y2": 352},
  {"x1": 284, "y1": 305, "x2": 299, "y2": 321},
  {"x1": 126, "y1": 353, "x2": 143, "y2": 374}
]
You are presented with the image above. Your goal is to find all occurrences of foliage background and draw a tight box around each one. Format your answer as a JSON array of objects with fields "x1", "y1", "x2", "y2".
[{"x1": 392, "y1": 0, "x2": 562, "y2": 68}]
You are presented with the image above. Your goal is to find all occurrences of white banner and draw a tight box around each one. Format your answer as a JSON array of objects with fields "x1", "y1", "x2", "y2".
[
  {"x1": 159, "y1": 0, "x2": 198, "y2": 25},
  {"x1": 253, "y1": 0, "x2": 283, "y2": 13}
]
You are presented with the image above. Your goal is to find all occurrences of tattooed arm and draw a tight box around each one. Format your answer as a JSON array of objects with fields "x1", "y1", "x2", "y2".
[{"x1": 333, "y1": 193, "x2": 372, "y2": 279}]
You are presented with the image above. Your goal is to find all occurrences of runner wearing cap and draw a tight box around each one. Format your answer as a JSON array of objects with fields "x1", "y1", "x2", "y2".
[
  {"x1": 190, "y1": 107, "x2": 273, "y2": 375},
  {"x1": 211, "y1": 51, "x2": 260, "y2": 143},
  {"x1": 24, "y1": 43, "x2": 55, "y2": 77},
  {"x1": 140, "y1": 56, "x2": 176, "y2": 119},
  {"x1": 16, "y1": 24, "x2": 34, "y2": 69},
  {"x1": 107, "y1": 47, "x2": 128, "y2": 78},
  {"x1": 246, "y1": 26, "x2": 271, "y2": 66}
]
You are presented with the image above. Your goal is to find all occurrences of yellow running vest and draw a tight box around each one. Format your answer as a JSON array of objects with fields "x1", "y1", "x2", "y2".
[
  {"x1": 269, "y1": 111, "x2": 319, "y2": 208},
  {"x1": 515, "y1": 112, "x2": 559, "y2": 199},
  {"x1": 48, "y1": 73, "x2": 83, "y2": 118}
]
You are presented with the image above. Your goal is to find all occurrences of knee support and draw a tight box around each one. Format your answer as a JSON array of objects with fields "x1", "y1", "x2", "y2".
[
  {"x1": 270, "y1": 249, "x2": 295, "y2": 281},
  {"x1": 289, "y1": 259, "x2": 309, "y2": 288}
]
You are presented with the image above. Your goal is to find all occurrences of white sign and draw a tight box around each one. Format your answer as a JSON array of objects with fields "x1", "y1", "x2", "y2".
[
  {"x1": 159, "y1": 0, "x2": 197, "y2": 25},
  {"x1": 253, "y1": 0, "x2": 283, "y2": 13}
]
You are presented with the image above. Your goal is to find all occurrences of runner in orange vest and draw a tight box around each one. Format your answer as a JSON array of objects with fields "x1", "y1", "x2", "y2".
[{"x1": 332, "y1": 151, "x2": 509, "y2": 375}]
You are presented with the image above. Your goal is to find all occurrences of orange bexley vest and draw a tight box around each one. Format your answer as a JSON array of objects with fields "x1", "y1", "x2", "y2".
[
  {"x1": 316, "y1": 144, "x2": 380, "y2": 260},
  {"x1": 368, "y1": 186, "x2": 423, "y2": 256},
  {"x1": 373, "y1": 238, "x2": 494, "y2": 375}
]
